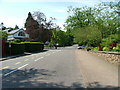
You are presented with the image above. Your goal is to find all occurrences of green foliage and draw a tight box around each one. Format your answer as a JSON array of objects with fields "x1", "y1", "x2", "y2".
[
  {"x1": 117, "y1": 43, "x2": 120, "y2": 48},
  {"x1": 51, "y1": 29, "x2": 73, "y2": 46},
  {"x1": 93, "y1": 47, "x2": 99, "y2": 51},
  {"x1": 6, "y1": 41, "x2": 44, "y2": 44},
  {"x1": 100, "y1": 34, "x2": 119, "y2": 47},
  {"x1": 73, "y1": 25, "x2": 102, "y2": 47},
  {"x1": 13, "y1": 39, "x2": 21, "y2": 42},
  {"x1": 103, "y1": 47, "x2": 109, "y2": 51},
  {"x1": 5, "y1": 42, "x2": 44, "y2": 56},
  {"x1": 112, "y1": 47, "x2": 120, "y2": 52},
  {"x1": 0, "y1": 30, "x2": 8, "y2": 39},
  {"x1": 65, "y1": 2, "x2": 118, "y2": 48},
  {"x1": 111, "y1": 43, "x2": 120, "y2": 52},
  {"x1": 85, "y1": 46, "x2": 94, "y2": 50},
  {"x1": 21, "y1": 42, "x2": 44, "y2": 44},
  {"x1": 6, "y1": 43, "x2": 25, "y2": 56},
  {"x1": 24, "y1": 43, "x2": 44, "y2": 52}
]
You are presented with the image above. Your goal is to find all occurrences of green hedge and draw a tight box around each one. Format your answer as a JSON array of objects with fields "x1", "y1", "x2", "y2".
[
  {"x1": 5, "y1": 42, "x2": 44, "y2": 56},
  {"x1": 6, "y1": 43, "x2": 25, "y2": 56},
  {"x1": 24, "y1": 43, "x2": 44, "y2": 52}
]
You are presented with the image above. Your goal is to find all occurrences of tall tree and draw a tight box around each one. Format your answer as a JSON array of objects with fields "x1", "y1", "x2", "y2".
[
  {"x1": 14, "y1": 25, "x2": 19, "y2": 29},
  {"x1": 65, "y1": 2, "x2": 118, "y2": 46}
]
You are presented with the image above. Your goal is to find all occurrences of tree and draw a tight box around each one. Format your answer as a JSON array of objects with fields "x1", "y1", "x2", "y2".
[
  {"x1": 14, "y1": 25, "x2": 19, "y2": 29},
  {"x1": 32, "y1": 11, "x2": 46, "y2": 25},
  {"x1": 50, "y1": 28, "x2": 73, "y2": 46},
  {"x1": 25, "y1": 12, "x2": 53, "y2": 43},
  {"x1": 65, "y1": 2, "x2": 118, "y2": 46},
  {"x1": 0, "y1": 31, "x2": 8, "y2": 40},
  {"x1": 73, "y1": 25, "x2": 102, "y2": 46}
]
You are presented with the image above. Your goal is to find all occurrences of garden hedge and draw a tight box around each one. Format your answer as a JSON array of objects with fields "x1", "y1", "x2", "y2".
[
  {"x1": 24, "y1": 42, "x2": 44, "y2": 52},
  {"x1": 5, "y1": 42, "x2": 44, "y2": 56},
  {"x1": 6, "y1": 42, "x2": 25, "y2": 56}
]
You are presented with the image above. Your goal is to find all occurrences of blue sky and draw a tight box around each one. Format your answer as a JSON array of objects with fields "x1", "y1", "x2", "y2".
[{"x1": 0, "y1": 0, "x2": 117, "y2": 30}]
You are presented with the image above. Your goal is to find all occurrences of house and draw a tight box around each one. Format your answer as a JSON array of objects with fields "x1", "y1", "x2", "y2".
[{"x1": 7, "y1": 28, "x2": 29, "y2": 40}]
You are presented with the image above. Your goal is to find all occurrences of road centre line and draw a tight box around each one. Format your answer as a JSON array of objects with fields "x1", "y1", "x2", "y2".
[
  {"x1": 4, "y1": 64, "x2": 28, "y2": 77},
  {"x1": 15, "y1": 62, "x2": 21, "y2": 65},
  {"x1": 0, "y1": 66, "x2": 10, "y2": 70}
]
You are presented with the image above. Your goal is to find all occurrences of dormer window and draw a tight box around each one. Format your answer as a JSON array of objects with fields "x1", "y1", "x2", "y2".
[{"x1": 18, "y1": 31, "x2": 25, "y2": 36}]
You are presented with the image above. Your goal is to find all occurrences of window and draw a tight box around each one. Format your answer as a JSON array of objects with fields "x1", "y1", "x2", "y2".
[{"x1": 18, "y1": 31, "x2": 25, "y2": 36}]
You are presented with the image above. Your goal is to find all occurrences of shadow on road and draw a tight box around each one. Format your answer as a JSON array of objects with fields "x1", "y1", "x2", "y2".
[
  {"x1": 2, "y1": 68, "x2": 82, "y2": 88},
  {"x1": 87, "y1": 82, "x2": 119, "y2": 88},
  {"x1": 2, "y1": 68, "x2": 119, "y2": 89}
]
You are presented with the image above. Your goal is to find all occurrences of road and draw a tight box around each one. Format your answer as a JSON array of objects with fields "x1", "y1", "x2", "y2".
[{"x1": 0, "y1": 45, "x2": 119, "y2": 88}]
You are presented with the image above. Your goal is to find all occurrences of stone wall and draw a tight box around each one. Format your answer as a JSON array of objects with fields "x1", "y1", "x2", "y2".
[{"x1": 90, "y1": 51, "x2": 120, "y2": 65}]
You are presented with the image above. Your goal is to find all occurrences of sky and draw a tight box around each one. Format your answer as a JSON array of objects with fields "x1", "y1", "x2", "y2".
[{"x1": 0, "y1": 0, "x2": 118, "y2": 30}]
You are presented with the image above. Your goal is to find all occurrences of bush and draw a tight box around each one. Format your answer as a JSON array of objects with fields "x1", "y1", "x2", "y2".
[
  {"x1": 85, "y1": 47, "x2": 93, "y2": 51},
  {"x1": 85, "y1": 47, "x2": 94, "y2": 50},
  {"x1": 21, "y1": 42, "x2": 44, "y2": 44},
  {"x1": 117, "y1": 43, "x2": 120, "y2": 48},
  {"x1": 6, "y1": 42, "x2": 25, "y2": 56},
  {"x1": 112, "y1": 47, "x2": 120, "y2": 52},
  {"x1": 5, "y1": 42, "x2": 44, "y2": 56},
  {"x1": 23, "y1": 42, "x2": 44, "y2": 52},
  {"x1": 93, "y1": 47, "x2": 99, "y2": 51},
  {"x1": 0, "y1": 31, "x2": 8, "y2": 39},
  {"x1": 103, "y1": 47, "x2": 109, "y2": 51}
]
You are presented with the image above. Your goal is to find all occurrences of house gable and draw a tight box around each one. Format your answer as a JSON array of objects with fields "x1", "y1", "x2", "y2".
[{"x1": 8, "y1": 29, "x2": 29, "y2": 40}]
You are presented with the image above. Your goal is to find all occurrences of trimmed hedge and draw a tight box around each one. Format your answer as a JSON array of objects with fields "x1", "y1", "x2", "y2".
[
  {"x1": 5, "y1": 42, "x2": 44, "y2": 56},
  {"x1": 24, "y1": 43, "x2": 44, "y2": 52},
  {"x1": 6, "y1": 43, "x2": 25, "y2": 56}
]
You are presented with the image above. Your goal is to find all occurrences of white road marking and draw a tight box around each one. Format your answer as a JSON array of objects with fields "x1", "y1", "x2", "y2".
[
  {"x1": 34, "y1": 58, "x2": 40, "y2": 61},
  {"x1": 4, "y1": 64, "x2": 28, "y2": 77},
  {"x1": 15, "y1": 62, "x2": 21, "y2": 65},
  {"x1": 34, "y1": 57, "x2": 44, "y2": 61},
  {"x1": 18, "y1": 64, "x2": 28, "y2": 69}
]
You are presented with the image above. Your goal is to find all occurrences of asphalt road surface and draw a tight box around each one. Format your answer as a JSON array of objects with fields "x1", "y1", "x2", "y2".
[{"x1": 0, "y1": 45, "x2": 119, "y2": 88}]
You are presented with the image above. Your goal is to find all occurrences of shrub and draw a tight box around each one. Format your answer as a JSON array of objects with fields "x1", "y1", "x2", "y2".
[
  {"x1": 117, "y1": 43, "x2": 120, "y2": 48},
  {"x1": 86, "y1": 47, "x2": 94, "y2": 50},
  {"x1": 112, "y1": 47, "x2": 120, "y2": 52},
  {"x1": 93, "y1": 47, "x2": 99, "y2": 51},
  {"x1": 85, "y1": 47, "x2": 94, "y2": 51},
  {"x1": 0, "y1": 31, "x2": 8, "y2": 39},
  {"x1": 103, "y1": 47, "x2": 109, "y2": 51},
  {"x1": 6, "y1": 42, "x2": 25, "y2": 56},
  {"x1": 23, "y1": 42, "x2": 44, "y2": 52},
  {"x1": 5, "y1": 42, "x2": 44, "y2": 56}
]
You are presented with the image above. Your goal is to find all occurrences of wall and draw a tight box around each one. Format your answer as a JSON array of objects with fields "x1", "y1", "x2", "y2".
[{"x1": 90, "y1": 51, "x2": 120, "y2": 65}]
